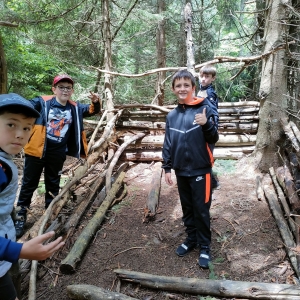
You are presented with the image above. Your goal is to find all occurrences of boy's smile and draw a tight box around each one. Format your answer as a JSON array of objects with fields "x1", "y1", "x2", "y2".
[
  {"x1": 0, "y1": 113, "x2": 35, "y2": 155},
  {"x1": 172, "y1": 78, "x2": 195, "y2": 104}
]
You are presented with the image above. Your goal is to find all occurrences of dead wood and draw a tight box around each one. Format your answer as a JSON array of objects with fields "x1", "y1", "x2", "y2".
[
  {"x1": 90, "y1": 110, "x2": 123, "y2": 152},
  {"x1": 219, "y1": 115, "x2": 259, "y2": 121},
  {"x1": 86, "y1": 111, "x2": 122, "y2": 167},
  {"x1": 106, "y1": 132, "x2": 146, "y2": 192},
  {"x1": 143, "y1": 162, "x2": 162, "y2": 222},
  {"x1": 122, "y1": 134, "x2": 256, "y2": 149},
  {"x1": 115, "y1": 104, "x2": 170, "y2": 113},
  {"x1": 56, "y1": 170, "x2": 107, "y2": 238},
  {"x1": 121, "y1": 146, "x2": 255, "y2": 162},
  {"x1": 281, "y1": 118, "x2": 300, "y2": 152},
  {"x1": 290, "y1": 121, "x2": 300, "y2": 145},
  {"x1": 92, "y1": 43, "x2": 288, "y2": 78},
  {"x1": 93, "y1": 163, "x2": 128, "y2": 208},
  {"x1": 67, "y1": 284, "x2": 138, "y2": 300},
  {"x1": 19, "y1": 162, "x2": 89, "y2": 243},
  {"x1": 218, "y1": 107, "x2": 259, "y2": 114},
  {"x1": 87, "y1": 110, "x2": 108, "y2": 153},
  {"x1": 276, "y1": 166, "x2": 300, "y2": 212},
  {"x1": 255, "y1": 175, "x2": 264, "y2": 201},
  {"x1": 114, "y1": 269, "x2": 300, "y2": 299},
  {"x1": 262, "y1": 173, "x2": 299, "y2": 277},
  {"x1": 60, "y1": 171, "x2": 126, "y2": 274},
  {"x1": 27, "y1": 163, "x2": 90, "y2": 300},
  {"x1": 269, "y1": 167, "x2": 296, "y2": 237}
]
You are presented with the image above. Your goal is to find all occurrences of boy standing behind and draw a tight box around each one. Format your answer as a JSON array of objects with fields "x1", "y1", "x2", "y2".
[
  {"x1": 162, "y1": 70, "x2": 219, "y2": 268},
  {"x1": 197, "y1": 64, "x2": 220, "y2": 189},
  {"x1": 15, "y1": 74, "x2": 101, "y2": 238},
  {"x1": 0, "y1": 93, "x2": 65, "y2": 300}
]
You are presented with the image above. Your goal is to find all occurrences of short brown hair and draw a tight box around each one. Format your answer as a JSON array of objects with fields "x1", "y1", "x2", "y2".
[
  {"x1": 172, "y1": 70, "x2": 196, "y2": 88},
  {"x1": 199, "y1": 64, "x2": 217, "y2": 77}
]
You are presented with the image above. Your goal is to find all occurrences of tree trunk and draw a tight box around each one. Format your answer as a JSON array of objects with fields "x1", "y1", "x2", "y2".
[
  {"x1": 254, "y1": 0, "x2": 289, "y2": 172},
  {"x1": 102, "y1": 0, "x2": 114, "y2": 120},
  {"x1": 0, "y1": 33, "x2": 7, "y2": 93},
  {"x1": 154, "y1": 0, "x2": 166, "y2": 106}
]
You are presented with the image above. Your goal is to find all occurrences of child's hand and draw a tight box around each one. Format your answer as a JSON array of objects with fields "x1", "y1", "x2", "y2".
[
  {"x1": 88, "y1": 91, "x2": 100, "y2": 103},
  {"x1": 19, "y1": 231, "x2": 65, "y2": 260},
  {"x1": 165, "y1": 172, "x2": 173, "y2": 186},
  {"x1": 195, "y1": 107, "x2": 207, "y2": 125}
]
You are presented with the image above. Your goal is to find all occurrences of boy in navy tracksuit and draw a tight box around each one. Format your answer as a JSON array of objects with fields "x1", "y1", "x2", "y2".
[
  {"x1": 197, "y1": 64, "x2": 220, "y2": 189},
  {"x1": 15, "y1": 74, "x2": 101, "y2": 238},
  {"x1": 162, "y1": 70, "x2": 219, "y2": 268},
  {"x1": 0, "y1": 93, "x2": 64, "y2": 300}
]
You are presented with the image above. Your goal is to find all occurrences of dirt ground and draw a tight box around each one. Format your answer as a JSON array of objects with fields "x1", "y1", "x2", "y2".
[{"x1": 18, "y1": 156, "x2": 297, "y2": 300}]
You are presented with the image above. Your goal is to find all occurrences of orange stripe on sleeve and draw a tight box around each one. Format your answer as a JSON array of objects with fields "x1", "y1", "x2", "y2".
[{"x1": 205, "y1": 173, "x2": 210, "y2": 203}]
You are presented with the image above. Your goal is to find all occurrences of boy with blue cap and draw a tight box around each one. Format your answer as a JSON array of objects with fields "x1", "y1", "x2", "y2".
[{"x1": 0, "y1": 93, "x2": 65, "y2": 300}]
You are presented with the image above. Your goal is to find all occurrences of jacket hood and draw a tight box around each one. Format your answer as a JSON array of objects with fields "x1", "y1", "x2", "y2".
[{"x1": 184, "y1": 96, "x2": 205, "y2": 105}]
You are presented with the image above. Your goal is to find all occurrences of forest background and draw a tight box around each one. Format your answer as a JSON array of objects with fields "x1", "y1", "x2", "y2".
[{"x1": 0, "y1": 0, "x2": 299, "y2": 171}]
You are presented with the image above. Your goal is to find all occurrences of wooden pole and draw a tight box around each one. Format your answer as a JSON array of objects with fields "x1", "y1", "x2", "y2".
[{"x1": 115, "y1": 269, "x2": 300, "y2": 299}]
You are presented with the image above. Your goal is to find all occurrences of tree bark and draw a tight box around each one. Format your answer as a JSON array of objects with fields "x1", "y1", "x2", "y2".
[
  {"x1": 154, "y1": 0, "x2": 166, "y2": 106},
  {"x1": 0, "y1": 33, "x2": 7, "y2": 93},
  {"x1": 114, "y1": 269, "x2": 300, "y2": 299},
  {"x1": 254, "y1": 0, "x2": 289, "y2": 172}
]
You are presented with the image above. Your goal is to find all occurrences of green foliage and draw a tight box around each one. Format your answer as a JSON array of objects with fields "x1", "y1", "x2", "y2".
[
  {"x1": 1, "y1": 0, "x2": 259, "y2": 103},
  {"x1": 213, "y1": 159, "x2": 237, "y2": 176},
  {"x1": 208, "y1": 262, "x2": 217, "y2": 280}
]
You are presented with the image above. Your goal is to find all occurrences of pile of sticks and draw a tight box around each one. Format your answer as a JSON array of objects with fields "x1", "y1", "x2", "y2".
[
  {"x1": 84, "y1": 101, "x2": 260, "y2": 161},
  {"x1": 261, "y1": 117, "x2": 300, "y2": 278}
]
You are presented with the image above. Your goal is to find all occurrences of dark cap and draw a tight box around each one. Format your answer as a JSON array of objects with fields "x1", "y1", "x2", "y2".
[
  {"x1": 0, "y1": 93, "x2": 40, "y2": 118},
  {"x1": 53, "y1": 74, "x2": 74, "y2": 86}
]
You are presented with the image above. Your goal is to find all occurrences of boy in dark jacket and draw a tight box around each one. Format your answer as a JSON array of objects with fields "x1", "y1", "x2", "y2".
[
  {"x1": 162, "y1": 70, "x2": 219, "y2": 268},
  {"x1": 197, "y1": 64, "x2": 220, "y2": 189},
  {"x1": 0, "y1": 93, "x2": 64, "y2": 300},
  {"x1": 15, "y1": 74, "x2": 101, "y2": 238}
]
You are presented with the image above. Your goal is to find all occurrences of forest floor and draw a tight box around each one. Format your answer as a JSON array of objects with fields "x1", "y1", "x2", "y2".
[{"x1": 19, "y1": 156, "x2": 297, "y2": 300}]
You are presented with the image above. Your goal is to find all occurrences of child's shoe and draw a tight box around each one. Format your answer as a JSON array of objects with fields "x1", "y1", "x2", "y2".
[
  {"x1": 15, "y1": 213, "x2": 27, "y2": 239},
  {"x1": 176, "y1": 239, "x2": 197, "y2": 257},
  {"x1": 198, "y1": 245, "x2": 211, "y2": 268}
]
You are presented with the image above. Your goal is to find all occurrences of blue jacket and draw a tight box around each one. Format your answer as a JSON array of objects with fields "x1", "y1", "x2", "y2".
[
  {"x1": 0, "y1": 151, "x2": 22, "y2": 274},
  {"x1": 162, "y1": 98, "x2": 219, "y2": 177},
  {"x1": 197, "y1": 84, "x2": 219, "y2": 127},
  {"x1": 24, "y1": 96, "x2": 100, "y2": 158}
]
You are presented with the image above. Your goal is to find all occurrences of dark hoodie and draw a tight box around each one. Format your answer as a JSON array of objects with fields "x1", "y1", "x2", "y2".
[{"x1": 162, "y1": 98, "x2": 219, "y2": 176}]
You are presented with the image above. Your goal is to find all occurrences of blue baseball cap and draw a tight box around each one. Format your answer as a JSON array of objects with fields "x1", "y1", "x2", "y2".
[{"x1": 0, "y1": 93, "x2": 40, "y2": 118}]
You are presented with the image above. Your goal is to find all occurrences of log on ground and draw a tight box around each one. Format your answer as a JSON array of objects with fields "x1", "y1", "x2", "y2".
[
  {"x1": 60, "y1": 171, "x2": 126, "y2": 274},
  {"x1": 262, "y1": 173, "x2": 299, "y2": 277},
  {"x1": 67, "y1": 284, "x2": 138, "y2": 300},
  {"x1": 143, "y1": 162, "x2": 162, "y2": 221},
  {"x1": 114, "y1": 269, "x2": 300, "y2": 300}
]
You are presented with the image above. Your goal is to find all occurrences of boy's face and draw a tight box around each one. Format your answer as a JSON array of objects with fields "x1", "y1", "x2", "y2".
[
  {"x1": 0, "y1": 113, "x2": 35, "y2": 155},
  {"x1": 172, "y1": 78, "x2": 195, "y2": 104},
  {"x1": 52, "y1": 80, "x2": 74, "y2": 106},
  {"x1": 199, "y1": 73, "x2": 215, "y2": 87}
]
